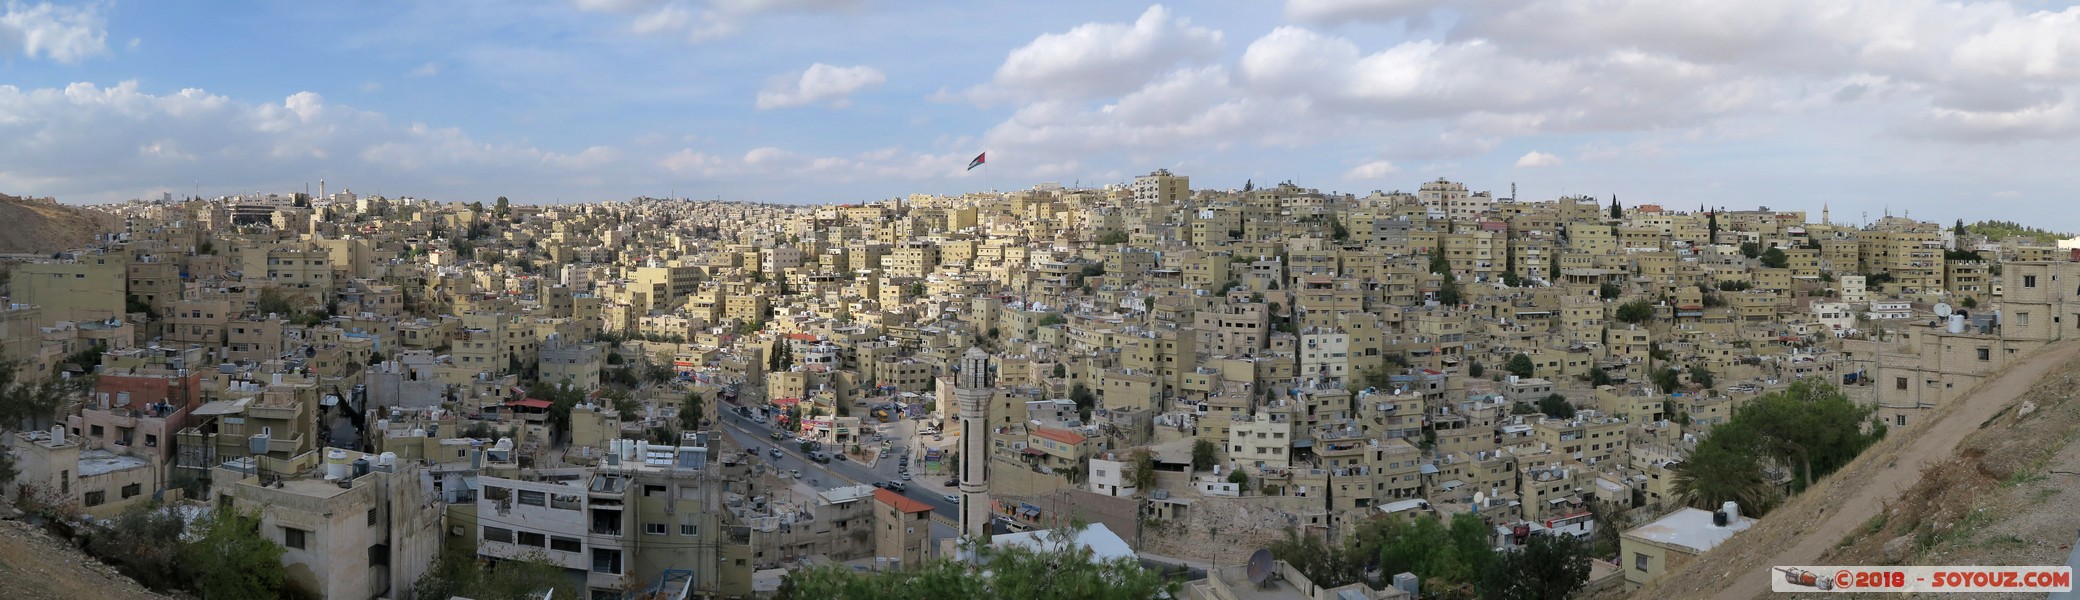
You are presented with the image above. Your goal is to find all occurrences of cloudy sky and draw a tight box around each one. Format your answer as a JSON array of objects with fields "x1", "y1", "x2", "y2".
[{"x1": 4, "y1": 1, "x2": 2080, "y2": 229}]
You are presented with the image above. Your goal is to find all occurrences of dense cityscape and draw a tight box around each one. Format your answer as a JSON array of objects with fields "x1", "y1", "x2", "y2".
[
  {"x1": 3, "y1": 176, "x2": 2078, "y2": 599},
  {"x1": 7, "y1": 1, "x2": 2080, "y2": 599}
]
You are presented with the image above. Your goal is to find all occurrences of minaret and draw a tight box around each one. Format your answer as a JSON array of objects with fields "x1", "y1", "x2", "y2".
[
  {"x1": 1822, "y1": 202, "x2": 1829, "y2": 225},
  {"x1": 956, "y1": 347, "x2": 994, "y2": 543}
]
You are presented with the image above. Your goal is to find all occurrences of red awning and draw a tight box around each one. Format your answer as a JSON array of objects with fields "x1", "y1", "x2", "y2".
[
  {"x1": 506, "y1": 398, "x2": 553, "y2": 409},
  {"x1": 1021, "y1": 447, "x2": 1047, "y2": 456}
]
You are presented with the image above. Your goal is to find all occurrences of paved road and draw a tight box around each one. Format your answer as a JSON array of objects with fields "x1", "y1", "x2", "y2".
[{"x1": 719, "y1": 408, "x2": 962, "y2": 531}]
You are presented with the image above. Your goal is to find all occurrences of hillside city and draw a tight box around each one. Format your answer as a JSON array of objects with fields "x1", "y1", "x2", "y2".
[{"x1": 0, "y1": 174, "x2": 2075, "y2": 600}]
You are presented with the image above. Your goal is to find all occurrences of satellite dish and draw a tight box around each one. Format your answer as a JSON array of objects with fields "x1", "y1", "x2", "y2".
[
  {"x1": 1246, "y1": 549, "x2": 1275, "y2": 585},
  {"x1": 1933, "y1": 303, "x2": 1953, "y2": 318},
  {"x1": 1474, "y1": 491, "x2": 1487, "y2": 505}
]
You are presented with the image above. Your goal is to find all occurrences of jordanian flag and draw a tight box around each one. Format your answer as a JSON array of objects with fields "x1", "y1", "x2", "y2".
[{"x1": 967, "y1": 152, "x2": 986, "y2": 170}]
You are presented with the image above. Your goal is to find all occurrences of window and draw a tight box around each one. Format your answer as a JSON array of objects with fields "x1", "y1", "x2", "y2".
[
  {"x1": 121, "y1": 483, "x2": 141, "y2": 499},
  {"x1": 90, "y1": 425, "x2": 104, "y2": 437},
  {"x1": 368, "y1": 544, "x2": 389, "y2": 567},
  {"x1": 2017, "y1": 312, "x2": 2030, "y2": 326},
  {"x1": 591, "y1": 549, "x2": 623, "y2": 574},
  {"x1": 643, "y1": 484, "x2": 667, "y2": 497},
  {"x1": 283, "y1": 527, "x2": 309, "y2": 550},
  {"x1": 518, "y1": 490, "x2": 546, "y2": 506},
  {"x1": 1896, "y1": 377, "x2": 1908, "y2": 391},
  {"x1": 484, "y1": 527, "x2": 513, "y2": 543},
  {"x1": 645, "y1": 523, "x2": 667, "y2": 535},
  {"x1": 144, "y1": 434, "x2": 157, "y2": 447},
  {"x1": 1978, "y1": 348, "x2": 1990, "y2": 361},
  {"x1": 484, "y1": 486, "x2": 510, "y2": 501},
  {"x1": 1897, "y1": 414, "x2": 1907, "y2": 427},
  {"x1": 84, "y1": 491, "x2": 106, "y2": 506},
  {"x1": 2024, "y1": 275, "x2": 2038, "y2": 288},
  {"x1": 517, "y1": 531, "x2": 546, "y2": 547},
  {"x1": 680, "y1": 524, "x2": 699, "y2": 536},
  {"x1": 367, "y1": 508, "x2": 379, "y2": 526},
  {"x1": 1635, "y1": 553, "x2": 1649, "y2": 571},
  {"x1": 551, "y1": 536, "x2": 582, "y2": 553}
]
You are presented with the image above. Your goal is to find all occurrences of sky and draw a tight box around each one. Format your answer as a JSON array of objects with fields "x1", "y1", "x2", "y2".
[{"x1": 4, "y1": 0, "x2": 2080, "y2": 230}]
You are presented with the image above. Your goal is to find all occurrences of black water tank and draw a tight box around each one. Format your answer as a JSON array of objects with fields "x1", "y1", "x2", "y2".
[
  {"x1": 1712, "y1": 510, "x2": 1729, "y2": 527},
  {"x1": 352, "y1": 458, "x2": 371, "y2": 478}
]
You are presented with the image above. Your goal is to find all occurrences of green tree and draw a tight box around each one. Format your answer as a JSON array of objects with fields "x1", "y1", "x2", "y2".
[
  {"x1": 1437, "y1": 271, "x2": 1464, "y2": 306},
  {"x1": 1608, "y1": 196, "x2": 1622, "y2": 219},
  {"x1": 1478, "y1": 533, "x2": 1592, "y2": 600},
  {"x1": 1069, "y1": 382, "x2": 1095, "y2": 421},
  {"x1": 1126, "y1": 448, "x2": 1157, "y2": 491},
  {"x1": 1429, "y1": 249, "x2": 1451, "y2": 274},
  {"x1": 1096, "y1": 230, "x2": 1130, "y2": 245},
  {"x1": 1707, "y1": 209, "x2": 1720, "y2": 243},
  {"x1": 1538, "y1": 394, "x2": 1576, "y2": 419},
  {"x1": 1191, "y1": 438, "x2": 1218, "y2": 472},
  {"x1": 1687, "y1": 364, "x2": 1715, "y2": 389},
  {"x1": 1651, "y1": 367, "x2": 1683, "y2": 393},
  {"x1": 1227, "y1": 469, "x2": 1249, "y2": 488},
  {"x1": 1468, "y1": 361, "x2": 1485, "y2": 378},
  {"x1": 679, "y1": 391, "x2": 706, "y2": 431},
  {"x1": 188, "y1": 508, "x2": 288, "y2": 600},
  {"x1": 1329, "y1": 217, "x2": 1350, "y2": 242},
  {"x1": 1506, "y1": 353, "x2": 1535, "y2": 378},
  {"x1": 778, "y1": 523, "x2": 1177, "y2": 599},
  {"x1": 1272, "y1": 528, "x2": 1363, "y2": 588},
  {"x1": 1760, "y1": 246, "x2": 1789, "y2": 268},
  {"x1": 1614, "y1": 299, "x2": 1656, "y2": 324},
  {"x1": 1588, "y1": 367, "x2": 1612, "y2": 387},
  {"x1": 80, "y1": 502, "x2": 188, "y2": 590},
  {"x1": 1962, "y1": 296, "x2": 1978, "y2": 309},
  {"x1": 1500, "y1": 271, "x2": 1522, "y2": 287},
  {"x1": 494, "y1": 195, "x2": 511, "y2": 217},
  {"x1": 415, "y1": 547, "x2": 577, "y2": 600},
  {"x1": 1598, "y1": 282, "x2": 1621, "y2": 300},
  {"x1": 1739, "y1": 241, "x2": 1761, "y2": 259}
]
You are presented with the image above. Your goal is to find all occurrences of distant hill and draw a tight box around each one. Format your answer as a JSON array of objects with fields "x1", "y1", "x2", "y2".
[
  {"x1": 1966, "y1": 220, "x2": 2072, "y2": 245},
  {"x1": 0, "y1": 194, "x2": 120, "y2": 255}
]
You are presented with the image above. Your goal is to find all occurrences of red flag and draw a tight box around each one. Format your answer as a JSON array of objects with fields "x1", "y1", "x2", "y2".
[{"x1": 967, "y1": 152, "x2": 986, "y2": 171}]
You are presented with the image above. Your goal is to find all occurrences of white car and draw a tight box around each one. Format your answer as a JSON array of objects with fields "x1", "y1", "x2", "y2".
[{"x1": 942, "y1": 494, "x2": 960, "y2": 503}]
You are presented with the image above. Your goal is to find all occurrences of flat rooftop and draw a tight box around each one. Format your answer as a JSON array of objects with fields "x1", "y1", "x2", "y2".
[
  {"x1": 77, "y1": 449, "x2": 150, "y2": 477},
  {"x1": 1626, "y1": 507, "x2": 1752, "y2": 553}
]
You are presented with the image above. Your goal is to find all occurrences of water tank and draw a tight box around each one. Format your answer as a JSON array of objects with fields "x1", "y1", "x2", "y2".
[
  {"x1": 410, "y1": 428, "x2": 426, "y2": 438},
  {"x1": 494, "y1": 438, "x2": 513, "y2": 452},
  {"x1": 250, "y1": 433, "x2": 271, "y2": 454},
  {"x1": 1947, "y1": 314, "x2": 1965, "y2": 334},
  {"x1": 1722, "y1": 500, "x2": 1740, "y2": 521},
  {"x1": 351, "y1": 458, "x2": 371, "y2": 478},
  {"x1": 325, "y1": 448, "x2": 352, "y2": 480},
  {"x1": 50, "y1": 425, "x2": 64, "y2": 445},
  {"x1": 378, "y1": 452, "x2": 398, "y2": 467},
  {"x1": 375, "y1": 419, "x2": 391, "y2": 432}
]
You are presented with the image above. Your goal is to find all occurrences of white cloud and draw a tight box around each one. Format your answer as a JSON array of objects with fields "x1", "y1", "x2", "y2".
[
  {"x1": 983, "y1": 5, "x2": 1223, "y2": 100},
  {"x1": 409, "y1": 62, "x2": 441, "y2": 77},
  {"x1": 1343, "y1": 160, "x2": 1399, "y2": 179},
  {"x1": 755, "y1": 63, "x2": 885, "y2": 110},
  {"x1": 1515, "y1": 151, "x2": 1562, "y2": 167},
  {"x1": 0, "y1": 1, "x2": 109, "y2": 63},
  {"x1": 574, "y1": 0, "x2": 862, "y2": 42}
]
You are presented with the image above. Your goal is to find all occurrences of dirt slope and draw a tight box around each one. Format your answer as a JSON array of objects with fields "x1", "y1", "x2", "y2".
[
  {"x1": 1634, "y1": 340, "x2": 2080, "y2": 600},
  {"x1": 0, "y1": 194, "x2": 120, "y2": 255},
  {"x1": 0, "y1": 517, "x2": 176, "y2": 600}
]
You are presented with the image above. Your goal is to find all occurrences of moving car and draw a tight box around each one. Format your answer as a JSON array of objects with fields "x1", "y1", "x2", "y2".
[
  {"x1": 790, "y1": 469, "x2": 801, "y2": 479},
  {"x1": 886, "y1": 481, "x2": 908, "y2": 492},
  {"x1": 768, "y1": 448, "x2": 783, "y2": 458},
  {"x1": 943, "y1": 494, "x2": 960, "y2": 504}
]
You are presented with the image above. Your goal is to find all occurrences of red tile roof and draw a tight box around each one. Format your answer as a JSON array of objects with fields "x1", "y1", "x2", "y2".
[
  {"x1": 506, "y1": 398, "x2": 553, "y2": 409},
  {"x1": 1032, "y1": 427, "x2": 1086, "y2": 445},
  {"x1": 873, "y1": 488, "x2": 932, "y2": 513}
]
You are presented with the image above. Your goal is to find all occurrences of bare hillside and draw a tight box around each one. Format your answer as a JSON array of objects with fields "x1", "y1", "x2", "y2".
[
  {"x1": 0, "y1": 516, "x2": 176, "y2": 600},
  {"x1": 1630, "y1": 341, "x2": 2080, "y2": 600},
  {"x1": 0, "y1": 194, "x2": 120, "y2": 255}
]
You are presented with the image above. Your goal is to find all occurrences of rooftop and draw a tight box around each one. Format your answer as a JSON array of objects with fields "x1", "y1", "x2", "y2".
[
  {"x1": 77, "y1": 449, "x2": 150, "y2": 477},
  {"x1": 1625, "y1": 506, "x2": 1753, "y2": 553}
]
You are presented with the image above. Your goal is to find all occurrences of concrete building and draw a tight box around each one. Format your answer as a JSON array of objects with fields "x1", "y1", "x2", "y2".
[
  {"x1": 217, "y1": 448, "x2": 443, "y2": 600},
  {"x1": 1620, "y1": 502, "x2": 1754, "y2": 589}
]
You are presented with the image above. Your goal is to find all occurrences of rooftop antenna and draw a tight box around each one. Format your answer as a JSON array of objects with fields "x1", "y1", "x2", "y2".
[{"x1": 1246, "y1": 548, "x2": 1275, "y2": 587}]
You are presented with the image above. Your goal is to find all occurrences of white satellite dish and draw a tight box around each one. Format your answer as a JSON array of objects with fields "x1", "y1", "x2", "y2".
[
  {"x1": 1933, "y1": 303, "x2": 1953, "y2": 318},
  {"x1": 1474, "y1": 491, "x2": 1487, "y2": 505}
]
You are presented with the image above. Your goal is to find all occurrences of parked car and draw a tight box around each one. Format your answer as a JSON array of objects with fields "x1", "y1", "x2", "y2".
[
  {"x1": 943, "y1": 479, "x2": 958, "y2": 487},
  {"x1": 942, "y1": 494, "x2": 959, "y2": 503},
  {"x1": 790, "y1": 469, "x2": 801, "y2": 479},
  {"x1": 833, "y1": 453, "x2": 848, "y2": 462},
  {"x1": 900, "y1": 473, "x2": 912, "y2": 481}
]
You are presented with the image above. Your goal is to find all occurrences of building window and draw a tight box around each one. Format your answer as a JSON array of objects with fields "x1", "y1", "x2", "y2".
[
  {"x1": 517, "y1": 531, "x2": 546, "y2": 547},
  {"x1": 90, "y1": 425, "x2": 104, "y2": 437},
  {"x1": 681, "y1": 523, "x2": 699, "y2": 536},
  {"x1": 1978, "y1": 348, "x2": 1990, "y2": 361},
  {"x1": 484, "y1": 527, "x2": 513, "y2": 543},
  {"x1": 551, "y1": 536, "x2": 582, "y2": 553},
  {"x1": 121, "y1": 483, "x2": 141, "y2": 499},
  {"x1": 1635, "y1": 553, "x2": 1649, "y2": 571},
  {"x1": 2024, "y1": 275, "x2": 2038, "y2": 288},
  {"x1": 367, "y1": 508, "x2": 379, "y2": 526},
  {"x1": 283, "y1": 527, "x2": 309, "y2": 550},
  {"x1": 1897, "y1": 414, "x2": 1907, "y2": 427},
  {"x1": 1895, "y1": 377, "x2": 1908, "y2": 391},
  {"x1": 645, "y1": 523, "x2": 667, "y2": 535},
  {"x1": 84, "y1": 491, "x2": 106, "y2": 506},
  {"x1": 591, "y1": 549, "x2": 623, "y2": 574},
  {"x1": 518, "y1": 490, "x2": 546, "y2": 506}
]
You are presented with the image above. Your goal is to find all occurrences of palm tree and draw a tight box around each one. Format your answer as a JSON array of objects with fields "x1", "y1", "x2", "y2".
[{"x1": 1669, "y1": 442, "x2": 1779, "y2": 512}]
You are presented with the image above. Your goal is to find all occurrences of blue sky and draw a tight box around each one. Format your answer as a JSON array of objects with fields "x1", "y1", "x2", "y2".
[{"x1": 5, "y1": 1, "x2": 2080, "y2": 230}]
